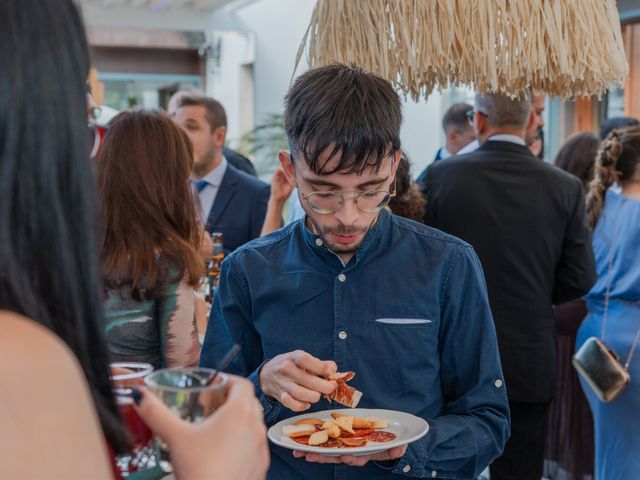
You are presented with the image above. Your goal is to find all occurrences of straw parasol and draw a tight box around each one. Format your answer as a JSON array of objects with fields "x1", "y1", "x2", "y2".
[{"x1": 295, "y1": 0, "x2": 627, "y2": 99}]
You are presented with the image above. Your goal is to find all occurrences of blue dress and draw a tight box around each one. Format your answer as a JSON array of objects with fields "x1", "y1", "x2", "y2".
[{"x1": 576, "y1": 190, "x2": 640, "y2": 479}]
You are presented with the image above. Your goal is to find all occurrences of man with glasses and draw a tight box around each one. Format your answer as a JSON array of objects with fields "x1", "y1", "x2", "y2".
[
  {"x1": 200, "y1": 64, "x2": 509, "y2": 480},
  {"x1": 423, "y1": 92, "x2": 595, "y2": 480}
]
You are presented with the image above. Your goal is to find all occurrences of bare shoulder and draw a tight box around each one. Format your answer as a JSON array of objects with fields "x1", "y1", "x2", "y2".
[
  {"x1": 1, "y1": 310, "x2": 76, "y2": 365},
  {"x1": 0, "y1": 310, "x2": 113, "y2": 480}
]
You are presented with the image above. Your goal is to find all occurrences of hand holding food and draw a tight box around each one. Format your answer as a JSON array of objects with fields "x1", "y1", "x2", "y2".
[{"x1": 259, "y1": 350, "x2": 338, "y2": 411}]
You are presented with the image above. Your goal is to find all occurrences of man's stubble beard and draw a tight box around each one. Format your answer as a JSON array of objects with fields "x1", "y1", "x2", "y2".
[{"x1": 308, "y1": 215, "x2": 374, "y2": 254}]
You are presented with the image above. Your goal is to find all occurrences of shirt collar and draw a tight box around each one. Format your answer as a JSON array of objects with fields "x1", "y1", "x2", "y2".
[
  {"x1": 487, "y1": 134, "x2": 526, "y2": 146},
  {"x1": 196, "y1": 155, "x2": 228, "y2": 188},
  {"x1": 440, "y1": 146, "x2": 453, "y2": 160}
]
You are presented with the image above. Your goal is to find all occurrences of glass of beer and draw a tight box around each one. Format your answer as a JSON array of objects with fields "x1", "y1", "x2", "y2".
[
  {"x1": 110, "y1": 362, "x2": 155, "y2": 477},
  {"x1": 144, "y1": 368, "x2": 228, "y2": 473}
]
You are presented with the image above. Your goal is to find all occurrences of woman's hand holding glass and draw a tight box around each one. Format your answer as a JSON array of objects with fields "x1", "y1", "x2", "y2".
[{"x1": 135, "y1": 374, "x2": 269, "y2": 480}]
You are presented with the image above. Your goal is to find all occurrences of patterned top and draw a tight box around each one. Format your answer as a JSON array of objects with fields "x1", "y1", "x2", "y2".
[{"x1": 104, "y1": 277, "x2": 200, "y2": 369}]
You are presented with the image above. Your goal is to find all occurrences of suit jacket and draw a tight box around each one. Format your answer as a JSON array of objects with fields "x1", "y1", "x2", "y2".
[
  {"x1": 423, "y1": 140, "x2": 596, "y2": 402},
  {"x1": 205, "y1": 164, "x2": 270, "y2": 253},
  {"x1": 415, "y1": 147, "x2": 445, "y2": 185},
  {"x1": 223, "y1": 147, "x2": 257, "y2": 177}
]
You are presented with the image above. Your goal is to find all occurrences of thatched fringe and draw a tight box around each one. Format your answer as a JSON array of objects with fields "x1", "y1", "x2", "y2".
[{"x1": 295, "y1": 0, "x2": 627, "y2": 99}]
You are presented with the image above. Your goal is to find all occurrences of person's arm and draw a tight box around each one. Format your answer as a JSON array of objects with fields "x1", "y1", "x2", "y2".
[
  {"x1": 0, "y1": 311, "x2": 114, "y2": 480},
  {"x1": 198, "y1": 229, "x2": 213, "y2": 261},
  {"x1": 251, "y1": 183, "x2": 272, "y2": 240},
  {"x1": 157, "y1": 280, "x2": 200, "y2": 368},
  {"x1": 553, "y1": 180, "x2": 596, "y2": 304},
  {"x1": 199, "y1": 255, "x2": 336, "y2": 425},
  {"x1": 261, "y1": 166, "x2": 294, "y2": 236}
]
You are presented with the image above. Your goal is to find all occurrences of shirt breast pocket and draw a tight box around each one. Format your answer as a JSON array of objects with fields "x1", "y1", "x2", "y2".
[{"x1": 364, "y1": 315, "x2": 439, "y2": 402}]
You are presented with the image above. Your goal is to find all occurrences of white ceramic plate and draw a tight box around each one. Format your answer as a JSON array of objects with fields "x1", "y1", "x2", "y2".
[{"x1": 267, "y1": 408, "x2": 429, "y2": 457}]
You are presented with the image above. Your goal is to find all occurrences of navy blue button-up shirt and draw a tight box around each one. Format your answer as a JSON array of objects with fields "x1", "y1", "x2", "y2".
[{"x1": 201, "y1": 210, "x2": 509, "y2": 479}]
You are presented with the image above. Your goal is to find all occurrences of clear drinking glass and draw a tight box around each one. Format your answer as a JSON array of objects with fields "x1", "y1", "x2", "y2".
[
  {"x1": 110, "y1": 362, "x2": 156, "y2": 477},
  {"x1": 144, "y1": 368, "x2": 228, "y2": 473}
]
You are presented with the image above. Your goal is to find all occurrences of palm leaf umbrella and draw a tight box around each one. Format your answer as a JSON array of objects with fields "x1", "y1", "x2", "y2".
[{"x1": 296, "y1": 0, "x2": 627, "y2": 98}]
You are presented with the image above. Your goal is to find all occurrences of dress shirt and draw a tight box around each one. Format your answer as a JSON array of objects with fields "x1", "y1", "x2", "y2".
[
  {"x1": 192, "y1": 156, "x2": 228, "y2": 221},
  {"x1": 486, "y1": 134, "x2": 526, "y2": 145},
  {"x1": 456, "y1": 139, "x2": 480, "y2": 155},
  {"x1": 201, "y1": 210, "x2": 510, "y2": 479},
  {"x1": 438, "y1": 146, "x2": 453, "y2": 161}
]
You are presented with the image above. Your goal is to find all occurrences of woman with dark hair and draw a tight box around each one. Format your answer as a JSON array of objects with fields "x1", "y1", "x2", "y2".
[
  {"x1": 554, "y1": 132, "x2": 600, "y2": 188},
  {"x1": 97, "y1": 108, "x2": 202, "y2": 369},
  {"x1": 544, "y1": 132, "x2": 600, "y2": 480},
  {"x1": 577, "y1": 126, "x2": 640, "y2": 478},
  {"x1": 0, "y1": 1, "x2": 268, "y2": 478}
]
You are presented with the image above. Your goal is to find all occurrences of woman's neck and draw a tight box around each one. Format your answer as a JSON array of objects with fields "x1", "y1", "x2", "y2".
[{"x1": 621, "y1": 179, "x2": 640, "y2": 200}]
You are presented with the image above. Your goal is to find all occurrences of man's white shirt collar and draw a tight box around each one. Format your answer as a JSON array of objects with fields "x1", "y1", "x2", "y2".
[
  {"x1": 487, "y1": 134, "x2": 526, "y2": 146},
  {"x1": 197, "y1": 155, "x2": 228, "y2": 188}
]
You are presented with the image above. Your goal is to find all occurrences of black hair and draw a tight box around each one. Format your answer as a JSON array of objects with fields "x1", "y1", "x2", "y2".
[
  {"x1": 0, "y1": 0, "x2": 129, "y2": 453},
  {"x1": 554, "y1": 132, "x2": 600, "y2": 187},
  {"x1": 599, "y1": 116, "x2": 639, "y2": 140},
  {"x1": 442, "y1": 103, "x2": 473, "y2": 134},
  {"x1": 284, "y1": 64, "x2": 402, "y2": 175}
]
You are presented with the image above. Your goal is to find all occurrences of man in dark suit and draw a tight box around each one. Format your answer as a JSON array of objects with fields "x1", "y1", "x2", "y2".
[
  {"x1": 423, "y1": 92, "x2": 596, "y2": 480},
  {"x1": 174, "y1": 94, "x2": 269, "y2": 253},
  {"x1": 415, "y1": 102, "x2": 475, "y2": 184}
]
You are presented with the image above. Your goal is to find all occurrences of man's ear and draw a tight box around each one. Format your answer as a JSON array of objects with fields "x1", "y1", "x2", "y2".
[
  {"x1": 390, "y1": 149, "x2": 403, "y2": 177},
  {"x1": 213, "y1": 126, "x2": 227, "y2": 147},
  {"x1": 278, "y1": 150, "x2": 297, "y2": 187},
  {"x1": 474, "y1": 113, "x2": 486, "y2": 136},
  {"x1": 526, "y1": 108, "x2": 536, "y2": 131}
]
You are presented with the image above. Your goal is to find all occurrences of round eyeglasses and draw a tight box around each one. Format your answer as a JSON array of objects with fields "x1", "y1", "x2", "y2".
[{"x1": 300, "y1": 183, "x2": 396, "y2": 214}]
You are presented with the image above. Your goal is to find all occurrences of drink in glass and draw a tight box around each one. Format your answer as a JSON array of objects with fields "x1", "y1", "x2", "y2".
[
  {"x1": 144, "y1": 368, "x2": 228, "y2": 473},
  {"x1": 110, "y1": 362, "x2": 155, "y2": 476}
]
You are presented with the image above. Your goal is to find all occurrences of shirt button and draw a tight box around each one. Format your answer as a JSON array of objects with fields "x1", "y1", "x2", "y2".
[
  {"x1": 338, "y1": 331, "x2": 348, "y2": 340},
  {"x1": 431, "y1": 470, "x2": 437, "y2": 477},
  {"x1": 315, "y1": 238, "x2": 323, "y2": 246},
  {"x1": 402, "y1": 465, "x2": 411, "y2": 473},
  {"x1": 495, "y1": 379, "x2": 503, "y2": 388},
  {"x1": 338, "y1": 273, "x2": 347, "y2": 282}
]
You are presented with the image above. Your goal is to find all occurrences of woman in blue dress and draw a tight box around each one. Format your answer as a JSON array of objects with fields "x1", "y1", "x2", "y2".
[{"x1": 577, "y1": 125, "x2": 640, "y2": 479}]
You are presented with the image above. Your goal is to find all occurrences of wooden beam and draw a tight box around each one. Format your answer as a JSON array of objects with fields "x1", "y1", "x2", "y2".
[
  {"x1": 574, "y1": 96, "x2": 596, "y2": 133},
  {"x1": 86, "y1": 26, "x2": 205, "y2": 50},
  {"x1": 623, "y1": 22, "x2": 640, "y2": 119}
]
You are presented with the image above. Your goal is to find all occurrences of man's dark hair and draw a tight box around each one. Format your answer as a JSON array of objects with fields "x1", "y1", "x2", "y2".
[
  {"x1": 177, "y1": 94, "x2": 227, "y2": 131},
  {"x1": 442, "y1": 103, "x2": 473, "y2": 134},
  {"x1": 599, "y1": 116, "x2": 639, "y2": 140},
  {"x1": 284, "y1": 64, "x2": 402, "y2": 174}
]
